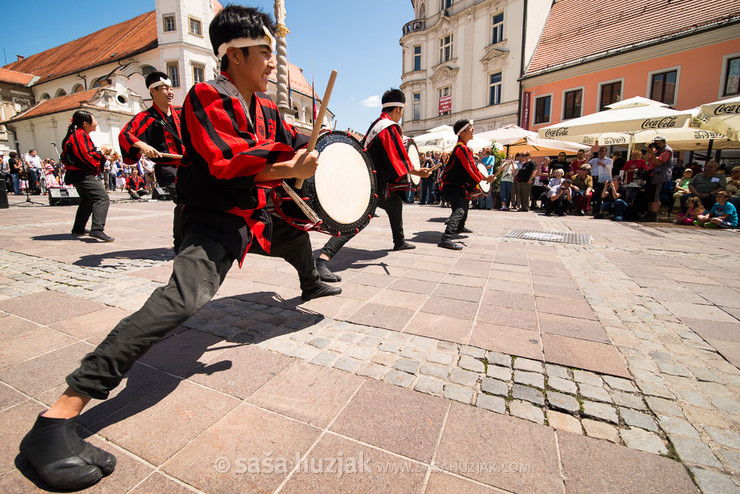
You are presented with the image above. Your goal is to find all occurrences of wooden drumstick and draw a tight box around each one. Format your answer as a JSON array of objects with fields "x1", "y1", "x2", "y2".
[
  {"x1": 159, "y1": 153, "x2": 183, "y2": 160},
  {"x1": 295, "y1": 69, "x2": 337, "y2": 189}
]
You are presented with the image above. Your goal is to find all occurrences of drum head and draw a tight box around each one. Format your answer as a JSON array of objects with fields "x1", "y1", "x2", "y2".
[
  {"x1": 477, "y1": 162, "x2": 491, "y2": 194},
  {"x1": 406, "y1": 139, "x2": 421, "y2": 186},
  {"x1": 303, "y1": 132, "x2": 378, "y2": 236}
]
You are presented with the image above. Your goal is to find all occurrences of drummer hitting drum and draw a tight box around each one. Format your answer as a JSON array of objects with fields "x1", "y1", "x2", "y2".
[
  {"x1": 18, "y1": 6, "x2": 340, "y2": 490},
  {"x1": 438, "y1": 119, "x2": 497, "y2": 250},
  {"x1": 315, "y1": 89, "x2": 433, "y2": 282}
]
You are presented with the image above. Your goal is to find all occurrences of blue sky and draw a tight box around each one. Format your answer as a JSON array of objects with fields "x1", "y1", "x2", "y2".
[{"x1": 2, "y1": 0, "x2": 414, "y2": 132}]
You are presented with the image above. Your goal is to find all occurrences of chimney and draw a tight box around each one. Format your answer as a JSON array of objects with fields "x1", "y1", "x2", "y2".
[{"x1": 16, "y1": 55, "x2": 24, "y2": 61}]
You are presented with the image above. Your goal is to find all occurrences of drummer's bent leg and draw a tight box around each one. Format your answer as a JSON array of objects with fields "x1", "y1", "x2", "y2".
[
  {"x1": 442, "y1": 193, "x2": 466, "y2": 240},
  {"x1": 319, "y1": 234, "x2": 355, "y2": 260},
  {"x1": 249, "y1": 216, "x2": 320, "y2": 290},
  {"x1": 378, "y1": 192, "x2": 405, "y2": 247},
  {"x1": 66, "y1": 233, "x2": 233, "y2": 399}
]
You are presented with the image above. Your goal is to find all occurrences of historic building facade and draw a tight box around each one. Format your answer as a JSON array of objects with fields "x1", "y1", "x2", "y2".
[{"x1": 399, "y1": 0, "x2": 550, "y2": 137}]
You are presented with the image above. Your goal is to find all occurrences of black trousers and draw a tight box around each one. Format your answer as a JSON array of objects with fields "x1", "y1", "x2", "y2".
[
  {"x1": 66, "y1": 217, "x2": 319, "y2": 400},
  {"x1": 165, "y1": 184, "x2": 183, "y2": 253},
  {"x1": 319, "y1": 191, "x2": 406, "y2": 258},
  {"x1": 71, "y1": 176, "x2": 110, "y2": 233},
  {"x1": 441, "y1": 192, "x2": 468, "y2": 240}
]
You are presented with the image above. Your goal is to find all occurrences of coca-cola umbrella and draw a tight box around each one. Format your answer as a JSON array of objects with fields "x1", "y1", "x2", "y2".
[
  {"x1": 691, "y1": 95, "x2": 740, "y2": 142},
  {"x1": 537, "y1": 96, "x2": 694, "y2": 157},
  {"x1": 476, "y1": 124, "x2": 590, "y2": 157}
]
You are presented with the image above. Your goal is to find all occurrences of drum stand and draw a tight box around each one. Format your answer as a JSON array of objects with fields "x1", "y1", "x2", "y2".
[{"x1": 20, "y1": 168, "x2": 44, "y2": 206}]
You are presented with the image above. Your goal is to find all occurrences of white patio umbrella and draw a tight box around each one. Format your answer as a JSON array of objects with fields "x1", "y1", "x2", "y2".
[
  {"x1": 477, "y1": 124, "x2": 590, "y2": 157},
  {"x1": 539, "y1": 97, "x2": 695, "y2": 152},
  {"x1": 410, "y1": 126, "x2": 497, "y2": 153},
  {"x1": 691, "y1": 95, "x2": 740, "y2": 142}
]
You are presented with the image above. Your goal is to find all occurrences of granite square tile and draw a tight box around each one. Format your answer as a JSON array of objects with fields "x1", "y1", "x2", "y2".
[
  {"x1": 441, "y1": 274, "x2": 487, "y2": 288},
  {"x1": 50, "y1": 306, "x2": 133, "y2": 341},
  {"x1": 89, "y1": 379, "x2": 240, "y2": 466},
  {"x1": 543, "y1": 334, "x2": 630, "y2": 378},
  {"x1": 538, "y1": 313, "x2": 609, "y2": 343},
  {"x1": 369, "y1": 288, "x2": 428, "y2": 311},
  {"x1": 432, "y1": 284, "x2": 484, "y2": 303},
  {"x1": 663, "y1": 303, "x2": 737, "y2": 323},
  {"x1": 469, "y1": 323, "x2": 542, "y2": 360},
  {"x1": 333, "y1": 282, "x2": 381, "y2": 301},
  {"x1": 248, "y1": 360, "x2": 364, "y2": 428},
  {"x1": 532, "y1": 285, "x2": 586, "y2": 302},
  {"x1": 436, "y1": 403, "x2": 562, "y2": 492},
  {"x1": 0, "y1": 399, "x2": 43, "y2": 477},
  {"x1": 330, "y1": 379, "x2": 448, "y2": 463},
  {"x1": 188, "y1": 343, "x2": 294, "y2": 399},
  {"x1": 350, "y1": 272, "x2": 398, "y2": 288},
  {"x1": 127, "y1": 265, "x2": 175, "y2": 284},
  {"x1": 425, "y1": 471, "x2": 499, "y2": 493},
  {"x1": 139, "y1": 329, "x2": 229, "y2": 377},
  {"x1": 389, "y1": 278, "x2": 438, "y2": 295},
  {"x1": 681, "y1": 318, "x2": 740, "y2": 343},
  {"x1": 535, "y1": 297, "x2": 597, "y2": 321},
  {"x1": 404, "y1": 312, "x2": 473, "y2": 344},
  {"x1": 299, "y1": 295, "x2": 364, "y2": 320},
  {"x1": 0, "y1": 316, "x2": 77, "y2": 370},
  {"x1": 0, "y1": 381, "x2": 27, "y2": 411},
  {"x1": 403, "y1": 269, "x2": 448, "y2": 283},
  {"x1": 0, "y1": 292, "x2": 106, "y2": 326},
  {"x1": 348, "y1": 304, "x2": 415, "y2": 331},
  {"x1": 420, "y1": 296, "x2": 480, "y2": 320},
  {"x1": 481, "y1": 290, "x2": 535, "y2": 311},
  {"x1": 129, "y1": 473, "x2": 195, "y2": 494},
  {"x1": 558, "y1": 431, "x2": 697, "y2": 493},
  {"x1": 477, "y1": 305, "x2": 538, "y2": 331},
  {"x1": 280, "y1": 433, "x2": 427, "y2": 493},
  {"x1": 486, "y1": 279, "x2": 532, "y2": 295},
  {"x1": 163, "y1": 404, "x2": 320, "y2": 493}
]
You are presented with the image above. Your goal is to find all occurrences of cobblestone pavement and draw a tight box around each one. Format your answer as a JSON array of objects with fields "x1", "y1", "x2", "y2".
[{"x1": 0, "y1": 197, "x2": 739, "y2": 493}]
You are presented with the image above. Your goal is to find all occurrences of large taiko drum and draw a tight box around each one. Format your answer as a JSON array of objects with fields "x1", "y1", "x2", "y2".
[
  {"x1": 272, "y1": 131, "x2": 378, "y2": 236},
  {"x1": 406, "y1": 139, "x2": 421, "y2": 186},
  {"x1": 466, "y1": 162, "x2": 491, "y2": 199}
]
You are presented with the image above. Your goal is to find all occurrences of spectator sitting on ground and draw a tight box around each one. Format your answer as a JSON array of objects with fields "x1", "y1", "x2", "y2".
[
  {"x1": 673, "y1": 168, "x2": 693, "y2": 210},
  {"x1": 684, "y1": 160, "x2": 726, "y2": 211},
  {"x1": 125, "y1": 168, "x2": 148, "y2": 200},
  {"x1": 675, "y1": 196, "x2": 705, "y2": 225},
  {"x1": 572, "y1": 164, "x2": 593, "y2": 216},
  {"x1": 725, "y1": 166, "x2": 740, "y2": 211},
  {"x1": 695, "y1": 191, "x2": 738, "y2": 229},
  {"x1": 595, "y1": 177, "x2": 628, "y2": 221},
  {"x1": 544, "y1": 178, "x2": 573, "y2": 216},
  {"x1": 548, "y1": 168, "x2": 565, "y2": 188}
]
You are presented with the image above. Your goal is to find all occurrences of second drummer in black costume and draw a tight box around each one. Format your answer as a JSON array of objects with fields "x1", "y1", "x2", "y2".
[{"x1": 315, "y1": 89, "x2": 431, "y2": 282}]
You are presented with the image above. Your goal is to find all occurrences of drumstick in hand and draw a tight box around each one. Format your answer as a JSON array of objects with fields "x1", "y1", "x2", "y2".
[{"x1": 295, "y1": 70, "x2": 337, "y2": 189}]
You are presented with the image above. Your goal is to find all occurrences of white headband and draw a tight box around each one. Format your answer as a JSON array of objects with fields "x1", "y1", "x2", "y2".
[
  {"x1": 456, "y1": 120, "x2": 474, "y2": 135},
  {"x1": 148, "y1": 77, "x2": 172, "y2": 89},
  {"x1": 383, "y1": 102, "x2": 405, "y2": 109},
  {"x1": 217, "y1": 26, "x2": 276, "y2": 58}
]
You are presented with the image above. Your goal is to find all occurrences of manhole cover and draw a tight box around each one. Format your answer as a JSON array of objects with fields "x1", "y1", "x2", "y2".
[{"x1": 505, "y1": 229, "x2": 592, "y2": 245}]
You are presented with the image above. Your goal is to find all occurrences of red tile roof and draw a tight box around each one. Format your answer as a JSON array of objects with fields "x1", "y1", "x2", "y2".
[
  {"x1": 268, "y1": 63, "x2": 315, "y2": 98},
  {"x1": 4, "y1": 89, "x2": 100, "y2": 124},
  {"x1": 3, "y1": 11, "x2": 157, "y2": 85},
  {"x1": 525, "y1": 0, "x2": 740, "y2": 77},
  {"x1": 0, "y1": 67, "x2": 36, "y2": 86}
]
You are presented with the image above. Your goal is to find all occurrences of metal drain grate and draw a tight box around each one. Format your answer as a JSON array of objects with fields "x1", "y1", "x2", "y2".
[{"x1": 505, "y1": 229, "x2": 592, "y2": 245}]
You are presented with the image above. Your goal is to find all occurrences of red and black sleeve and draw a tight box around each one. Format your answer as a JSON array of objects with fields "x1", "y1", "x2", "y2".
[
  {"x1": 455, "y1": 144, "x2": 485, "y2": 182},
  {"x1": 377, "y1": 124, "x2": 412, "y2": 179},
  {"x1": 183, "y1": 84, "x2": 297, "y2": 182},
  {"x1": 119, "y1": 112, "x2": 155, "y2": 164},
  {"x1": 69, "y1": 129, "x2": 105, "y2": 173}
]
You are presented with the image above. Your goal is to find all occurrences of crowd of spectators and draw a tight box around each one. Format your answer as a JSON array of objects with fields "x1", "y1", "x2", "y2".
[
  {"x1": 0, "y1": 149, "x2": 163, "y2": 201},
  {"x1": 403, "y1": 138, "x2": 738, "y2": 230}
]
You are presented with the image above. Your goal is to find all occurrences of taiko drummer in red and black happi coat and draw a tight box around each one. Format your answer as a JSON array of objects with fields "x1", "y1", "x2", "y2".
[
  {"x1": 119, "y1": 71, "x2": 185, "y2": 250},
  {"x1": 18, "y1": 7, "x2": 340, "y2": 492},
  {"x1": 314, "y1": 89, "x2": 432, "y2": 282},
  {"x1": 438, "y1": 119, "x2": 496, "y2": 250}
]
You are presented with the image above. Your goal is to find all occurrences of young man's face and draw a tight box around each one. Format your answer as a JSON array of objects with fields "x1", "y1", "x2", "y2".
[
  {"x1": 150, "y1": 84, "x2": 174, "y2": 109},
  {"x1": 233, "y1": 45, "x2": 275, "y2": 93}
]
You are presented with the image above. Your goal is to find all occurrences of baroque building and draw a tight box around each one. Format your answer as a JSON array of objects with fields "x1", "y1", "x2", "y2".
[{"x1": 399, "y1": 0, "x2": 550, "y2": 136}]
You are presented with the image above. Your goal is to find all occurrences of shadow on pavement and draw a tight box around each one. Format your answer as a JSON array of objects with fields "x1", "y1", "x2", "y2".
[{"x1": 73, "y1": 248, "x2": 175, "y2": 267}]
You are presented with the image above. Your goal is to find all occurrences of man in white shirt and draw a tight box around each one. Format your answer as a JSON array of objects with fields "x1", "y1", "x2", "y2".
[
  {"x1": 589, "y1": 146, "x2": 612, "y2": 213},
  {"x1": 24, "y1": 149, "x2": 43, "y2": 193}
]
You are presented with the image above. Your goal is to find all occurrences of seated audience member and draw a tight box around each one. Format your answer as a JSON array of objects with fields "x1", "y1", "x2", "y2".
[
  {"x1": 544, "y1": 178, "x2": 573, "y2": 216},
  {"x1": 125, "y1": 168, "x2": 148, "y2": 200},
  {"x1": 675, "y1": 196, "x2": 705, "y2": 225},
  {"x1": 596, "y1": 177, "x2": 628, "y2": 221},
  {"x1": 695, "y1": 191, "x2": 738, "y2": 229},
  {"x1": 684, "y1": 160, "x2": 726, "y2": 211},
  {"x1": 571, "y1": 164, "x2": 593, "y2": 215},
  {"x1": 726, "y1": 166, "x2": 740, "y2": 210},
  {"x1": 673, "y1": 168, "x2": 693, "y2": 209},
  {"x1": 548, "y1": 168, "x2": 565, "y2": 188}
]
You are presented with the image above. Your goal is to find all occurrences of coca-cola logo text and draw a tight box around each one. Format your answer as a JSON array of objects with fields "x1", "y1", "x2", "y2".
[
  {"x1": 714, "y1": 103, "x2": 740, "y2": 115},
  {"x1": 602, "y1": 136, "x2": 627, "y2": 144},
  {"x1": 693, "y1": 130, "x2": 723, "y2": 139},
  {"x1": 641, "y1": 117, "x2": 679, "y2": 129},
  {"x1": 543, "y1": 128, "x2": 569, "y2": 138}
]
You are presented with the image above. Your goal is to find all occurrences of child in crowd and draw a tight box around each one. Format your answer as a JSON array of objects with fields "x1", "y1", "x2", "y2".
[
  {"x1": 675, "y1": 196, "x2": 704, "y2": 225},
  {"x1": 695, "y1": 191, "x2": 738, "y2": 229}
]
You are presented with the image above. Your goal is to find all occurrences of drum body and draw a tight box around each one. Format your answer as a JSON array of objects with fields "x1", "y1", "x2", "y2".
[
  {"x1": 272, "y1": 131, "x2": 378, "y2": 236},
  {"x1": 465, "y1": 162, "x2": 491, "y2": 199},
  {"x1": 406, "y1": 139, "x2": 421, "y2": 186}
]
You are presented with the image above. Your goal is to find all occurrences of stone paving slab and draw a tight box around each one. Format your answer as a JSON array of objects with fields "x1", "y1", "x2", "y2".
[{"x1": 1, "y1": 199, "x2": 740, "y2": 492}]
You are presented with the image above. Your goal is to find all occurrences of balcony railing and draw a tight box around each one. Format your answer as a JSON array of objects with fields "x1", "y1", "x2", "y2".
[{"x1": 402, "y1": 19, "x2": 426, "y2": 36}]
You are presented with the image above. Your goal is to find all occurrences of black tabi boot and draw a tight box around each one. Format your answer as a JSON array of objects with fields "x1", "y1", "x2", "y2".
[
  {"x1": 316, "y1": 258, "x2": 342, "y2": 282},
  {"x1": 302, "y1": 280, "x2": 342, "y2": 301},
  {"x1": 19, "y1": 414, "x2": 116, "y2": 491}
]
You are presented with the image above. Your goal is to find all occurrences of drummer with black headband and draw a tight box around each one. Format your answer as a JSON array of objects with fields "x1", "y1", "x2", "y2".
[
  {"x1": 314, "y1": 89, "x2": 432, "y2": 282},
  {"x1": 119, "y1": 71, "x2": 184, "y2": 251},
  {"x1": 18, "y1": 6, "x2": 340, "y2": 491},
  {"x1": 438, "y1": 119, "x2": 496, "y2": 250}
]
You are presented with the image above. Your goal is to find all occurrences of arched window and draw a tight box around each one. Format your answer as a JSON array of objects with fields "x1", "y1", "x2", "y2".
[
  {"x1": 91, "y1": 78, "x2": 110, "y2": 88},
  {"x1": 141, "y1": 65, "x2": 157, "y2": 77},
  {"x1": 304, "y1": 106, "x2": 314, "y2": 124},
  {"x1": 40, "y1": 93, "x2": 50, "y2": 100},
  {"x1": 55, "y1": 88, "x2": 67, "y2": 98},
  {"x1": 72, "y1": 84, "x2": 84, "y2": 93}
]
